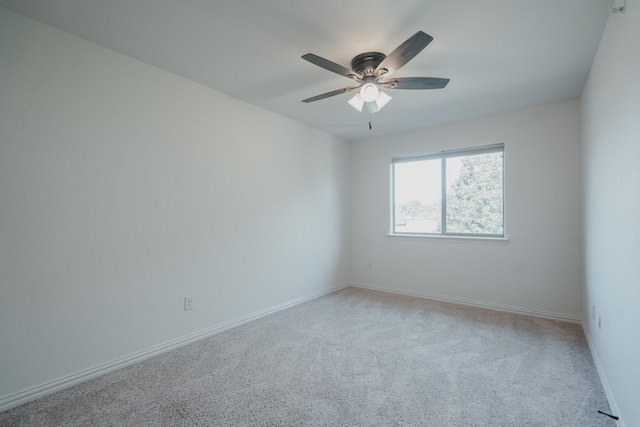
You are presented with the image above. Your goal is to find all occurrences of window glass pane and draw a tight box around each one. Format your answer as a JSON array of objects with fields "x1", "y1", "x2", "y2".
[
  {"x1": 393, "y1": 159, "x2": 441, "y2": 233},
  {"x1": 445, "y1": 152, "x2": 503, "y2": 234}
]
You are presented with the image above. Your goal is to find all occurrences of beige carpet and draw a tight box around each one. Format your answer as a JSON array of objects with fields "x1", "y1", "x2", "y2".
[{"x1": 0, "y1": 287, "x2": 614, "y2": 426}]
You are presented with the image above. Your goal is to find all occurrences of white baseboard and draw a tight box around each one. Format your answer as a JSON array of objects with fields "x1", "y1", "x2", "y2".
[
  {"x1": 0, "y1": 283, "x2": 349, "y2": 413},
  {"x1": 349, "y1": 282, "x2": 582, "y2": 324},
  {"x1": 582, "y1": 322, "x2": 624, "y2": 427}
]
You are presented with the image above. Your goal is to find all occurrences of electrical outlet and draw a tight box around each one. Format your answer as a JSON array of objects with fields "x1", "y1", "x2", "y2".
[
  {"x1": 184, "y1": 296, "x2": 193, "y2": 311},
  {"x1": 367, "y1": 262, "x2": 372, "y2": 271},
  {"x1": 592, "y1": 305, "x2": 596, "y2": 321}
]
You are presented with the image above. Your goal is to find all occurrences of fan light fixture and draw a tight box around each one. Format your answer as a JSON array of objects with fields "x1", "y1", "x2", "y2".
[
  {"x1": 348, "y1": 90, "x2": 392, "y2": 113},
  {"x1": 360, "y1": 83, "x2": 379, "y2": 102}
]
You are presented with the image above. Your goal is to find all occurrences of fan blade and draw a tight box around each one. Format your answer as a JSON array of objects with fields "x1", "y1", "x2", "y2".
[
  {"x1": 374, "y1": 31, "x2": 433, "y2": 77},
  {"x1": 302, "y1": 86, "x2": 359, "y2": 103},
  {"x1": 381, "y1": 77, "x2": 449, "y2": 90},
  {"x1": 302, "y1": 53, "x2": 359, "y2": 80}
]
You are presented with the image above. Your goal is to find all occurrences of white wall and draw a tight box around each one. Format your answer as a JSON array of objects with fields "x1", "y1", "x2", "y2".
[
  {"x1": 350, "y1": 100, "x2": 584, "y2": 320},
  {"x1": 581, "y1": 2, "x2": 640, "y2": 425},
  {"x1": 0, "y1": 7, "x2": 349, "y2": 408}
]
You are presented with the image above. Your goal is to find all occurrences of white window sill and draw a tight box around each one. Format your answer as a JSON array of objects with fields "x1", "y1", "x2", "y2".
[{"x1": 387, "y1": 233, "x2": 509, "y2": 245}]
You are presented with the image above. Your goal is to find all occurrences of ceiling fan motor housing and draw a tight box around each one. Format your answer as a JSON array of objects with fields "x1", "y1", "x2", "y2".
[{"x1": 351, "y1": 52, "x2": 386, "y2": 77}]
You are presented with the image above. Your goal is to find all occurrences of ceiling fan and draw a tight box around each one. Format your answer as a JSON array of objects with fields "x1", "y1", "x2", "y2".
[{"x1": 301, "y1": 31, "x2": 449, "y2": 114}]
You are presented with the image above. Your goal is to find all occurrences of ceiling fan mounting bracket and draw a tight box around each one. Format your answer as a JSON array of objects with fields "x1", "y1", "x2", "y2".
[{"x1": 351, "y1": 52, "x2": 386, "y2": 77}]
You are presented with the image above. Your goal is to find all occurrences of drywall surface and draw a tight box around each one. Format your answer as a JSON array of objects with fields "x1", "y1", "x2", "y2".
[
  {"x1": 0, "y1": 8, "x2": 349, "y2": 404},
  {"x1": 350, "y1": 100, "x2": 584, "y2": 319},
  {"x1": 581, "y1": 2, "x2": 640, "y2": 425}
]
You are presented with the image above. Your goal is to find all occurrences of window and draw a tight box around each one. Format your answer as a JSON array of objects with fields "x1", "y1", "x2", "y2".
[{"x1": 391, "y1": 144, "x2": 504, "y2": 237}]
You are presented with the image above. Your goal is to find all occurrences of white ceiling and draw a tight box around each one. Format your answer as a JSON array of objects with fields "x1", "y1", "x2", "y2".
[{"x1": 0, "y1": 0, "x2": 611, "y2": 141}]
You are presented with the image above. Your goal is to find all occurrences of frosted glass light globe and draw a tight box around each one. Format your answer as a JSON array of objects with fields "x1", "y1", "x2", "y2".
[{"x1": 360, "y1": 83, "x2": 379, "y2": 102}]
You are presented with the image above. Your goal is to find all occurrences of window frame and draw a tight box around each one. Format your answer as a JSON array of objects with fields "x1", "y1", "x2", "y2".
[{"x1": 390, "y1": 143, "x2": 505, "y2": 238}]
